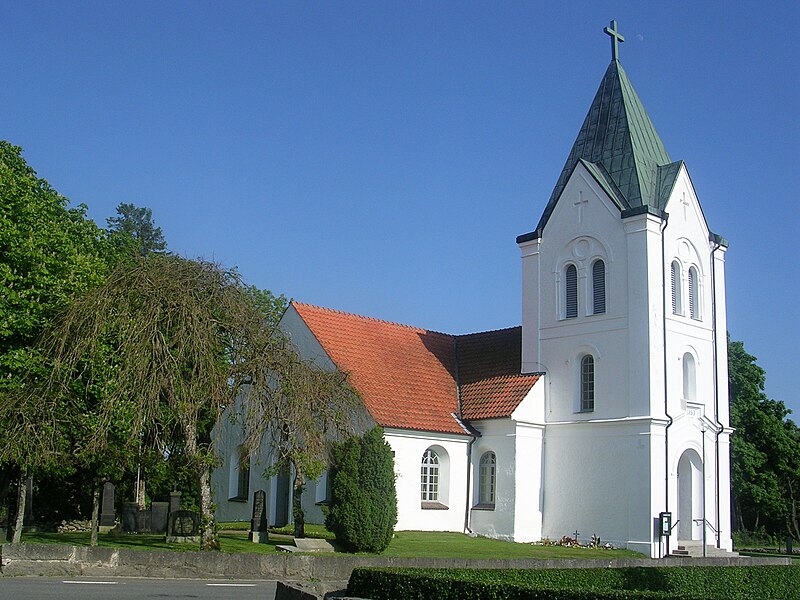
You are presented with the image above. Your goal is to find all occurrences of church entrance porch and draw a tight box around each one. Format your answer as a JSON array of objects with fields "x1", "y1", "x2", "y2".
[{"x1": 676, "y1": 449, "x2": 703, "y2": 542}]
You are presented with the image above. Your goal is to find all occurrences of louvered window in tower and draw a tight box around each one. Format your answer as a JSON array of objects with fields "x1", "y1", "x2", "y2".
[
  {"x1": 592, "y1": 260, "x2": 606, "y2": 314},
  {"x1": 671, "y1": 261, "x2": 682, "y2": 315},
  {"x1": 688, "y1": 267, "x2": 699, "y2": 320},
  {"x1": 565, "y1": 264, "x2": 578, "y2": 318}
]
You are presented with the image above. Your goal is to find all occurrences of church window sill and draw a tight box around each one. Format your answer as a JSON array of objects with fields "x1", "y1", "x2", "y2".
[
  {"x1": 227, "y1": 496, "x2": 248, "y2": 503},
  {"x1": 315, "y1": 499, "x2": 332, "y2": 506},
  {"x1": 472, "y1": 503, "x2": 495, "y2": 511},
  {"x1": 421, "y1": 502, "x2": 449, "y2": 510}
]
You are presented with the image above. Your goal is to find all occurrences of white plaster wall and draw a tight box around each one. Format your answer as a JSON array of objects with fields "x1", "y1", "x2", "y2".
[
  {"x1": 469, "y1": 419, "x2": 517, "y2": 540},
  {"x1": 542, "y1": 419, "x2": 653, "y2": 553},
  {"x1": 385, "y1": 428, "x2": 470, "y2": 533},
  {"x1": 511, "y1": 377, "x2": 545, "y2": 424},
  {"x1": 661, "y1": 167, "x2": 732, "y2": 552},
  {"x1": 522, "y1": 165, "x2": 634, "y2": 424},
  {"x1": 512, "y1": 422, "x2": 545, "y2": 542},
  {"x1": 211, "y1": 397, "x2": 268, "y2": 523}
]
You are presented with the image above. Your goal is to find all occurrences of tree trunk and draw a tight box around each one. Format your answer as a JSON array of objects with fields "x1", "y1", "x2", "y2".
[
  {"x1": 197, "y1": 464, "x2": 218, "y2": 550},
  {"x1": 182, "y1": 419, "x2": 219, "y2": 551},
  {"x1": 11, "y1": 471, "x2": 27, "y2": 544},
  {"x1": 292, "y1": 467, "x2": 306, "y2": 539},
  {"x1": 90, "y1": 480, "x2": 101, "y2": 546},
  {"x1": 787, "y1": 479, "x2": 800, "y2": 541}
]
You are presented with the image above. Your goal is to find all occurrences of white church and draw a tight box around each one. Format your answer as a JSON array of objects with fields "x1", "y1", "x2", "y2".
[{"x1": 213, "y1": 22, "x2": 734, "y2": 559}]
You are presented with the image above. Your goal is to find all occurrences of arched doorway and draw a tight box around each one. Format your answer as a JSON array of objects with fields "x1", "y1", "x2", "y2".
[{"x1": 677, "y1": 449, "x2": 703, "y2": 541}]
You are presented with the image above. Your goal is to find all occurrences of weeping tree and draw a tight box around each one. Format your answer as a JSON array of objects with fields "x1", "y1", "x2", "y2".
[
  {"x1": 240, "y1": 335, "x2": 364, "y2": 539},
  {"x1": 3, "y1": 255, "x2": 292, "y2": 550}
]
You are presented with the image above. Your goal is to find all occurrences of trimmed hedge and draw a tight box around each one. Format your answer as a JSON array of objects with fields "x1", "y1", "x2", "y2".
[{"x1": 347, "y1": 565, "x2": 800, "y2": 600}]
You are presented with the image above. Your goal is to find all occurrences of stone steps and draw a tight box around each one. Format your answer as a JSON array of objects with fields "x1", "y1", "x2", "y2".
[{"x1": 669, "y1": 543, "x2": 738, "y2": 558}]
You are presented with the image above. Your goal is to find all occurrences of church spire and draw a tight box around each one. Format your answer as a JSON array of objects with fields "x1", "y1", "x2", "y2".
[{"x1": 531, "y1": 21, "x2": 678, "y2": 236}]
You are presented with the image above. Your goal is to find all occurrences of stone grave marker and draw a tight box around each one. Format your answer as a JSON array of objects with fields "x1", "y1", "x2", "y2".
[
  {"x1": 151, "y1": 501, "x2": 169, "y2": 533},
  {"x1": 99, "y1": 482, "x2": 116, "y2": 528},
  {"x1": 166, "y1": 509, "x2": 200, "y2": 543},
  {"x1": 121, "y1": 501, "x2": 138, "y2": 532},
  {"x1": 249, "y1": 489, "x2": 268, "y2": 543}
]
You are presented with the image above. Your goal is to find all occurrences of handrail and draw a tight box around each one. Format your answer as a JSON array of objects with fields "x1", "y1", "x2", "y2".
[{"x1": 693, "y1": 518, "x2": 718, "y2": 535}]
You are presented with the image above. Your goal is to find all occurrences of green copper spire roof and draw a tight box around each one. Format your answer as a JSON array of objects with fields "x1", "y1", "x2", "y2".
[{"x1": 533, "y1": 41, "x2": 678, "y2": 234}]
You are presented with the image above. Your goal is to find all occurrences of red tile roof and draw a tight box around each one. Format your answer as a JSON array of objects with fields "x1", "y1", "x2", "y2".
[{"x1": 291, "y1": 302, "x2": 540, "y2": 435}]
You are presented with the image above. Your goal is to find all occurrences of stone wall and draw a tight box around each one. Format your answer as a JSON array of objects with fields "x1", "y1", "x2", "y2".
[{"x1": 0, "y1": 543, "x2": 790, "y2": 581}]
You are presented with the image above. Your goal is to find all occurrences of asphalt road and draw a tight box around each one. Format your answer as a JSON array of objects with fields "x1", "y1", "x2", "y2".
[{"x1": 0, "y1": 577, "x2": 277, "y2": 599}]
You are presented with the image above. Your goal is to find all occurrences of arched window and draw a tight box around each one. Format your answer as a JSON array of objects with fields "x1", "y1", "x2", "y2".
[
  {"x1": 592, "y1": 259, "x2": 606, "y2": 315},
  {"x1": 688, "y1": 267, "x2": 700, "y2": 320},
  {"x1": 228, "y1": 445, "x2": 250, "y2": 501},
  {"x1": 683, "y1": 353, "x2": 696, "y2": 403},
  {"x1": 421, "y1": 449, "x2": 440, "y2": 502},
  {"x1": 565, "y1": 264, "x2": 578, "y2": 319},
  {"x1": 671, "y1": 261, "x2": 682, "y2": 315},
  {"x1": 478, "y1": 452, "x2": 496, "y2": 506},
  {"x1": 581, "y1": 355, "x2": 595, "y2": 412}
]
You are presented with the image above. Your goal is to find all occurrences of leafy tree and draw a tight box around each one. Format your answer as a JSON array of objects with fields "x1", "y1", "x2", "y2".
[
  {"x1": 0, "y1": 141, "x2": 112, "y2": 541},
  {"x1": 0, "y1": 141, "x2": 110, "y2": 394},
  {"x1": 107, "y1": 202, "x2": 167, "y2": 256},
  {"x1": 729, "y1": 336, "x2": 799, "y2": 538},
  {"x1": 326, "y1": 427, "x2": 397, "y2": 552}
]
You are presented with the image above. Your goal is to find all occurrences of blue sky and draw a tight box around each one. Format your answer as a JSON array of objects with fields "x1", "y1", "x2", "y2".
[{"x1": 2, "y1": 2, "x2": 798, "y2": 415}]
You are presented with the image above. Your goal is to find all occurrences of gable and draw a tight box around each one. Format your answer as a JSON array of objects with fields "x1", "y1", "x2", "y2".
[{"x1": 291, "y1": 302, "x2": 466, "y2": 435}]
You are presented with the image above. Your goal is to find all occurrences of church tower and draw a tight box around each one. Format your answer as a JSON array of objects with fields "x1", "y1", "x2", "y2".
[{"x1": 517, "y1": 21, "x2": 732, "y2": 557}]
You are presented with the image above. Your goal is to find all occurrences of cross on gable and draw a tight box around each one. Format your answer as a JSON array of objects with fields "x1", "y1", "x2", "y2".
[
  {"x1": 604, "y1": 20, "x2": 625, "y2": 61},
  {"x1": 574, "y1": 191, "x2": 588, "y2": 223},
  {"x1": 680, "y1": 193, "x2": 690, "y2": 219}
]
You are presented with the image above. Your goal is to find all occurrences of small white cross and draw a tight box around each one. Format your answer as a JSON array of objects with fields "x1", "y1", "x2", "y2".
[
  {"x1": 680, "y1": 193, "x2": 690, "y2": 220},
  {"x1": 574, "y1": 191, "x2": 588, "y2": 223}
]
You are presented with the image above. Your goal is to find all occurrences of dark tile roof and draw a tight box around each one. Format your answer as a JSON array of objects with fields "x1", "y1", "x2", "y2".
[
  {"x1": 456, "y1": 327, "x2": 542, "y2": 420},
  {"x1": 533, "y1": 60, "x2": 675, "y2": 235}
]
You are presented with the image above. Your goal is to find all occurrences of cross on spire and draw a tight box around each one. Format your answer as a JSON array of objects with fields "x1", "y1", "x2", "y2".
[{"x1": 604, "y1": 19, "x2": 625, "y2": 61}]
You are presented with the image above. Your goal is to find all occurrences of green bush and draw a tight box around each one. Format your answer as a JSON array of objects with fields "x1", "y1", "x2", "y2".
[
  {"x1": 347, "y1": 565, "x2": 800, "y2": 600},
  {"x1": 732, "y1": 528, "x2": 783, "y2": 549},
  {"x1": 326, "y1": 426, "x2": 397, "y2": 552}
]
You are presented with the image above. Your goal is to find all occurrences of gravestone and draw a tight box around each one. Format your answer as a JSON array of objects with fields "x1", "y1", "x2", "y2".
[
  {"x1": 99, "y1": 482, "x2": 116, "y2": 527},
  {"x1": 151, "y1": 501, "x2": 169, "y2": 533},
  {"x1": 249, "y1": 489, "x2": 269, "y2": 543},
  {"x1": 136, "y1": 508, "x2": 152, "y2": 532},
  {"x1": 121, "y1": 501, "x2": 138, "y2": 532},
  {"x1": 166, "y1": 510, "x2": 200, "y2": 543}
]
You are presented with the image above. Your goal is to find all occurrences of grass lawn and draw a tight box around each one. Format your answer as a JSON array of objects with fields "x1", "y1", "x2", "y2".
[
  {"x1": 20, "y1": 528, "x2": 642, "y2": 560},
  {"x1": 382, "y1": 531, "x2": 642, "y2": 559}
]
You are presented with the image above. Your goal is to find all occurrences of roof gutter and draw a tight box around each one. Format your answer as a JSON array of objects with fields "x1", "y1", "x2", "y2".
[
  {"x1": 453, "y1": 336, "x2": 478, "y2": 534},
  {"x1": 660, "y1": 213, "x2": 673, "y2": 557},
  {"x1": 710, "y1": 236, "x2": 724, "y2": 548}
]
